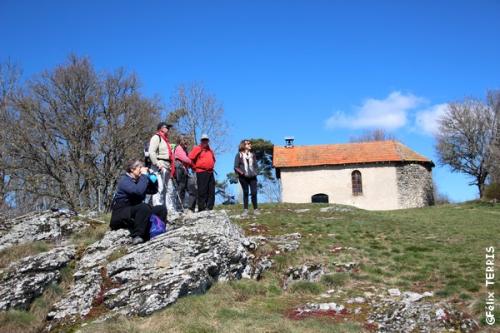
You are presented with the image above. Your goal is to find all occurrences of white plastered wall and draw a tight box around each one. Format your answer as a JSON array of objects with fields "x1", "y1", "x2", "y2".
[{"x1": 279, "y1": 164, "x2": 400, "y2": 210}]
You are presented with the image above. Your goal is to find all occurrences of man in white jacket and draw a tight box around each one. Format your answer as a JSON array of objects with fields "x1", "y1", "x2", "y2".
[{"x1": 148, "y1": 122, "x2": 175, "y2": 206}]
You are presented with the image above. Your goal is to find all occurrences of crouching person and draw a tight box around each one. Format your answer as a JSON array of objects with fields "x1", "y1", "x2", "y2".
[{"x1": 110, "y1": 159, "x2": 167, "y2": 245}]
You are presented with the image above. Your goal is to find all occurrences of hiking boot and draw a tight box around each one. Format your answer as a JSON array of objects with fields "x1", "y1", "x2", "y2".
[
  {"x1": 241, "y1": 209, "x2": 249, "y2": 217},
  {"x1": 132, "y1": 236, "x2": 144, "y2": 245},
  {"x1": 253, "y1": 209, "x2": 261, "y2": 216}
]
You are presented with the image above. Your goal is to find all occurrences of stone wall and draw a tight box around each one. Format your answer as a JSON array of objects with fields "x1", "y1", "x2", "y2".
[{"x1": 396, "y1": 163, "x2": 434, "y2": 209}]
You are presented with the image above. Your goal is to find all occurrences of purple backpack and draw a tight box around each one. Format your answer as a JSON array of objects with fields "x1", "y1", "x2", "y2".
[{"x1": 149, "y1": 214, "x2": 167, "y2": 239}]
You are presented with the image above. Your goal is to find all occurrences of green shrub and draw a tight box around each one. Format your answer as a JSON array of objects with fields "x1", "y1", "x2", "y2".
[
  {"x1": 289, "y1": 281, "x2": 322, "y2": 294},
  {"x1": 267, "y1": 283, "x2": 282, "y2": 296},
  {"x1": 321, "y1": 272, "x2": 349, "y2": 287},
  {"x1": 484, "y1": 183, "x2": 500, "y2": 200}
]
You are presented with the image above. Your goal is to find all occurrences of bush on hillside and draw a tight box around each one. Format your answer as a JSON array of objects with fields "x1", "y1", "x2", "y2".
[{"x1": 484, "y1": 183, "x2": 500, "y2": 201}]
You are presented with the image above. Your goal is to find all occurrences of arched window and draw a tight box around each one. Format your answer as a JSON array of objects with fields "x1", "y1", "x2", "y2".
[
  {"x1": 311, "y1": 193, "x2": 329, "y2": 203},
  {"x1": 351, "y1": 170, "x2": 363, "y2": 196}
]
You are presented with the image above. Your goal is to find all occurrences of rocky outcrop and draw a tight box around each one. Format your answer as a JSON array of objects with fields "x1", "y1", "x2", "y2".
[
  {"x1": 291, "y1": 288, "x2": 479, "y2": 332},
  {"x1": 241, "y1": 232, "x2": 302, "y2": 280},
  {"x1": 242, "y1": 256, "x2": 273, "y2": 280},
  {"x1": 48, "y1": 210, "x2": 250, "y2": 324},
  {"x1": 283, "y1": 263, "x2": 327, "y2": 289},
  {"x1": 248, "y1": 233, "x2": 302, "y2": 253},
  {"x1": 0, "y1": 210, "x2": 89, "y2": 252},
  {"x1": 368, "y1": 292, "x2": 479, "y2": 333},
  {"x1": 0, "y1": 246, "x2": 75, "y2": 311},
  {"x1": 269, "y1": 233, "x2": 302, "y2": 252},
  {"x1": 320, "y1": 205, "x2": 353, "y2": 213}
]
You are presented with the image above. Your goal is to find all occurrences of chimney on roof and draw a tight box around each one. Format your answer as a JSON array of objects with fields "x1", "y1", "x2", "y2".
[{"x1": 284, "y1": 136, "x2": 294, "y2": 148}]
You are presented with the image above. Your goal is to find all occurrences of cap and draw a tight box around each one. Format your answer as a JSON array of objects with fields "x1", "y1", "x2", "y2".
[
  {"x1": 201, "y1": 133, "x2": 210, "y2": 140},
  {"x1": 157, "y1": 122, "x2": 173, "y2": 130}
]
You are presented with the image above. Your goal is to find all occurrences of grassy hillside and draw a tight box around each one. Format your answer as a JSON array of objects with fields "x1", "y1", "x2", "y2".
[
  {"x1": 78, "y1": 201, "x2": 499, "y2": 333},
  {"x1": 1, "y1": 202, "x2": 499, "y2": 332}
]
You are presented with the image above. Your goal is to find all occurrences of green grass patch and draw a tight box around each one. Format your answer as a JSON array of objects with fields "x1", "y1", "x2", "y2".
[
  {"x1": 0, "y1": 241, "x2": 52, "y2": 269},
  {"x1": 0, "y1": 310, "x2": 38, "y2": 333},
  {"x1": 321, "y1": 272, "x2": 349, "y2": 287},
  {"x1": 288, "y1": 281, "x2": 323, "y2": 294}
]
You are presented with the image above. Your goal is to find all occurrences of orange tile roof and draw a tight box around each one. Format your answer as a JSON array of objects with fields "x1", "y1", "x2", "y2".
[{"x1": 273, "y1": 140, "x2": 434, "y2": 168}]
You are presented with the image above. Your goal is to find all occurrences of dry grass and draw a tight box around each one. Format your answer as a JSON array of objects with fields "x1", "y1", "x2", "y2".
[
  {"x1": 0, "y1": 241, "x2": 52, "y2": 269},
  {"x1": 0, "y1": 261, "x2": 75, "y2": 333},
  {"x1": 70, "y1": 215, "x2": 111, "y2": 257}
]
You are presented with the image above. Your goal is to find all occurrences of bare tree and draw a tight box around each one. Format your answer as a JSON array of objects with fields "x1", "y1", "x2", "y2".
[
  {"x1": 3, "y1": 55, "x2": 160, "y2": 212},
  {"x1": 487, "y1": 90, "x2": 500, "y2": 184},
  {"x1": 0, "y1": 60, "x2": 21, "y2": 210},
  {"x1": 167, "y1": 82, "x2": 229, "y2": 153},
  {"x1": 435, "y1": 95, "x2": 499, "y2": 198},
  {"x1": 349, "y1": 129, "x2": 397, "y2": 142},
  {"x1": 259, "y1": 176, "x2": 282, "y2": 203}
]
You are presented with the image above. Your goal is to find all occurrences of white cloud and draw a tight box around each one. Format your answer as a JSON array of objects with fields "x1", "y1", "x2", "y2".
[
  {"x1": 414, "y1": 103, "x2": 449, "y2": 136},
  {"x1": 325, "y1": 91, "x2": 425, "y2": 130}
]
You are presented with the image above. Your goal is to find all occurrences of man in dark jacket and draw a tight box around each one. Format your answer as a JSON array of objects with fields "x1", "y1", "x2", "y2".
[{"x1": 188, "y1": 134, "x2": 216, "y2": 211}]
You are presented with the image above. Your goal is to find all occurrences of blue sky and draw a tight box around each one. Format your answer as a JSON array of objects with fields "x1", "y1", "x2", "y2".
[{"x1": 2, "y1": 0, "x2": 499, "y2": 202}]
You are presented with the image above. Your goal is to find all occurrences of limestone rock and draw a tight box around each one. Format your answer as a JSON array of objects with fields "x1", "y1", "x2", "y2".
[
  {"x1": 48, "y1": 210, "x2": 250, "y2": 324},
  {"x1": 333, "y1": 261, "x2": 358, "y2": 272},
  {"x1": 284, "y1": 263, "x2": 326, "y2": 289},
  {"x1": 294, "y1": 302, "x2": 346, "y2": 315},
  {"x1": 241, "y1": 233, "x2": 302, "y2": 279},
  {"x1": 347, "y1": 297, "x2": 366, "y2": 304},
  {"x1": 402, "y1": 291, "x2": 433, "y2": 303},
  {"x1": 242, "y1": 256, "x2": 273, "y2": 280},
  {"x1": 75, "y1": 229, "x2": 131, "y2": 275},
  {"x1": 0, "y1": 209, "x2": 89, "y2": 252},
  {"x1": 388, "y1": 288, "x2": 401, "y2": 297},
  {"x1": 320, "y1": 205, "x2": 353, "y2": 213},
  {"x1": 368, "y1": 290, "x2": 478, "y2": 333},
  {"x1": 0, "y1": 246, "x2": 75, "y2": 311},
  {"x1": 268, "y1": 233, "x2": 301, "y2": 252}
]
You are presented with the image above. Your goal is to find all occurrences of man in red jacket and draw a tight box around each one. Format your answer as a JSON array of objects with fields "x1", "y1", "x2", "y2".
[{"x1": 188, "y1": 134, "x2": 216, "y2": 211}]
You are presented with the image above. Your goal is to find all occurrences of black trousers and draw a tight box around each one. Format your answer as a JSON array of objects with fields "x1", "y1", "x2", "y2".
[
  {"x1": 187, "y1": 173, "x2": 197, "y2": 211},
  {"x1": 175, "y1": 163, "x2": 189, "y2": 208},
  {"x1": 196, "y1": 171, "x2": 215, "y2": 211},
  {"x1": 239, "y1": 176, "x2": 258, "y2": 209},
  {"x1": 110, "y1": 203, "x2": 167, "y2": 239}
]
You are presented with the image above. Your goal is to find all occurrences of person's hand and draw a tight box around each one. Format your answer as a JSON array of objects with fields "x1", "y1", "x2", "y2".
[
  {"x1": 158, "y1": 164, "x2": 164, "y2": 171},
  {"x1": 140, "y1": 167, "x2": 149, "y2": 174}
]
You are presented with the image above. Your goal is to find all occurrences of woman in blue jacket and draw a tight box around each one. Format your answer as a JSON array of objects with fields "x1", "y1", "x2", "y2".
[{"x1": 110, "y1": 159, "x2": 167, "y2": 245}]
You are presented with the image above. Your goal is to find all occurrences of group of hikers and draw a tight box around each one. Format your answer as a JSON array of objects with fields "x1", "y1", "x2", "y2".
[{"x1": 110, "y1": 122, "x2": 260, "y2": 244}]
